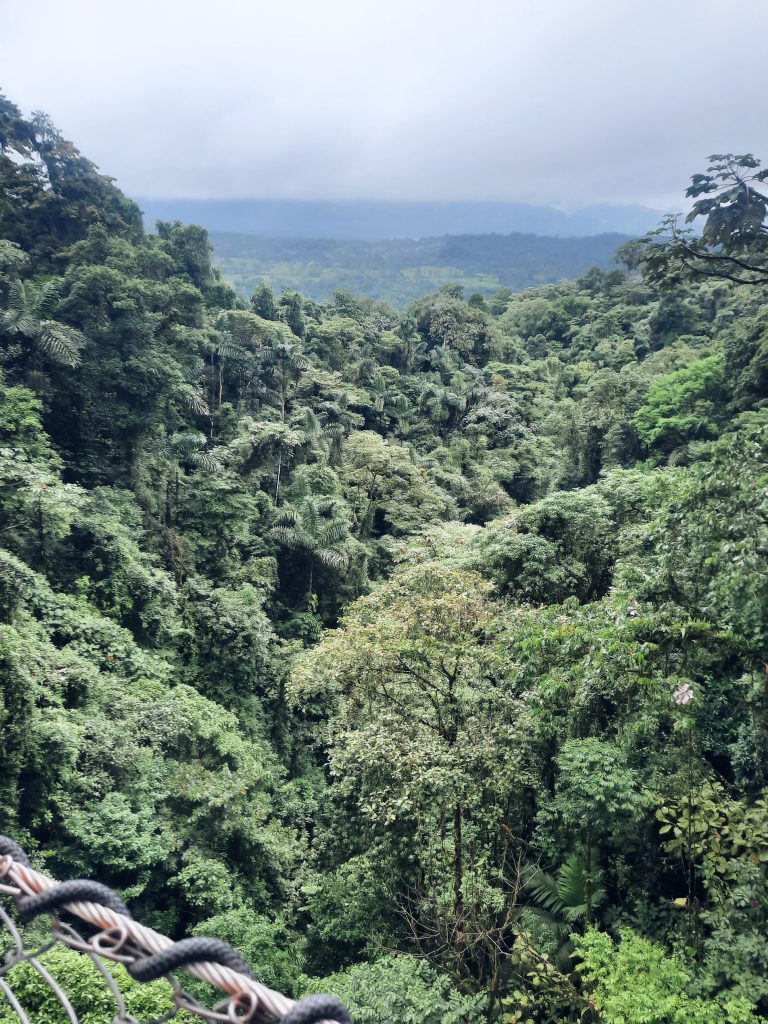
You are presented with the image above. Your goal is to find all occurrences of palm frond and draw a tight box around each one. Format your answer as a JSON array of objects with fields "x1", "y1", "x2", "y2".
[
  {"x1": 2, "y1": 280, "x2": 36, "y2": 335},
  {"x1": 146, "y1": 438, "x2": 172, "y2": 461},
  {"x1": 182, "y1": 363, "x2": 207, "y2": 384},
  {"x1": 316, "y1": 522, "x2": 346, "y2": 547},
  {"x1": 558, "y1": 852, "x2": 606, "y2": 914},
  {"x1": 36, "y1": 321, "x2": 84, "y2": 367},
  {"x1": 188, "y1": 450, "x2": 224, "y2": 473},
  {"x1": 555, "y1": 853, "x2": 588, "y2": 908},
  {"x1": 171, "y1": 432, "x2": 207, "y2": 455},
  {"x1": 550, "y1": 938, "x2": 577, "y2": 974},
  {"x1": 217, "y1": 338, "x2": 251, "y2": 361},
  {"x1": 271, "y1": 525, "x2": 309, "y2": 549},
  {"x1": 290, "y1": 473, "x2": 312, "y2": 501},
  {"x1": 526, "y1": 852, "x2": 606, "y2": 921},
  {"x1": 525, "y1": 867, "x2": 563, "y2": 916},
  {"x1": 272, "y1": 509, "x2": 299, "y2": 529},
  {"x1": 178, "y1": 387, "x2": 210, "y2": 416},
  {"x1": 31, "y1": 279, "x2": 61, "y2": 319},
  {"x1": 255, "y1": 381, "x2": 281, "y2": 403},
  {"x1": 299, "y1": 498, "x2": 319, "y2": 535},
  {"x1": 2, "y1": 311, "x2": 38, "y2": 336},
  {"x1": 301, "y1": 409, "x2": 321, "y2": 434},
  {"x1": 315, "y1": 547, "x2": 349, "y2": 570},
  {"x1": 2, "y1": 279, "x2": 24, "y2": 313},
  {"x1": 668, "y1": 444, "x2": 692, "y2": 467}
]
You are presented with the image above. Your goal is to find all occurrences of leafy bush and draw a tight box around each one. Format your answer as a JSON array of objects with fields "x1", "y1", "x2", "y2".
[
  {"x1": 307, "y1": 955, "x2": 485, "y2": 1024},
  {"x1": 575, "y1": 929, "x2": 766, "y2": 1024},
  {"x1": 0, "y1": 945, "x2": 172, "y2": 1024}
]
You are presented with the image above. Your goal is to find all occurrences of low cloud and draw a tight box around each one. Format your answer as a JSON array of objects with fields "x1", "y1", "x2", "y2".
[{"x1": 2, "y1": 0, "x2": 766, "y2": 206}]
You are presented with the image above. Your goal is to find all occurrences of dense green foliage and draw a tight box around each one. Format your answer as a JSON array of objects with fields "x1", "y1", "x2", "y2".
[
  {"x1": 208, "y1": 231, "x2": 631, "y2": 307},
  {"x1": 643, "y1": 154, "x2": 768, "y2": 288},
  {"x1": 0, "y1": 946, "x2": 173, "y2": 1024},
  {"x1": 2, "y1": 97, "x2": 768, "y2": 1022}
]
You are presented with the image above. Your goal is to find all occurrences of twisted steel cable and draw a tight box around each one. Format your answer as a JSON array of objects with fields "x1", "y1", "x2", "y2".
[{"x1": 0, "y1": 837, "x2": 350, "y2": 1024}]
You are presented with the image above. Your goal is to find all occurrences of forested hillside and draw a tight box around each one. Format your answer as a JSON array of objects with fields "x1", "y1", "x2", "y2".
[
  {"x1": 2, "y1": 95, "x2": 768, "y2": 1024},
  {"x1": 208, "y1": 230, "x2": 630, "y2": 306}
]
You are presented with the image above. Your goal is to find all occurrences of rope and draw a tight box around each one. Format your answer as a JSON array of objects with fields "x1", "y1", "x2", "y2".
[
  {"x1": 0, "y1": 838, "x2": 30, "y2": 868},
  {"x1": 282, "y1": 995, "x2": 352, "y2": 1024},
  {"x1": 0, "y1": 836, "x2": 350, "y2": 1024},
  {"x1": 18, "y1": 880, "x2": 132, "y2": 922},
  {"x1": 128, "y1": 937, "x2": 255, "y2": 983}
]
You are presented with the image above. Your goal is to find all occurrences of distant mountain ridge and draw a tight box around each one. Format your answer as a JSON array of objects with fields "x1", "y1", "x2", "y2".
[
  {"x1": 209, "y1": 230, "x2": 632, "y2": 306},
  {"x1": 137, "y1": 197, "x2": 663, "y2": 240}
]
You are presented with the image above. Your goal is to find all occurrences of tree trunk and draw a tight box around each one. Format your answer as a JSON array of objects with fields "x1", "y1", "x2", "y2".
[
  {"x1": 37, "y1": 497, "x2": 46, "y2": 570},
  {"x1": 454, "y1": 802, "x2": 464, "y2": 921},
  {"x1": 487, "y1": 962, "x2": 501, "y2": 1024},
  {"x1": 171, "y1": 465, "x2": 179, "y2": 525},
  {"x1": 208, "y1": 354, "x2": 215, "y2": 438},
  {"x1": 275, "y1": 449, "x2": 283, "y2": 503},
  {"x1": 158, "y1": 475, "x2": 166, "y2": 527}
]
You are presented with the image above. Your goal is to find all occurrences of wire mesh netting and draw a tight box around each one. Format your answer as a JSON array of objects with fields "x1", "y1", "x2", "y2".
[{"x1": 0, "y1": 836, "x2": 349, "y2": 1024}]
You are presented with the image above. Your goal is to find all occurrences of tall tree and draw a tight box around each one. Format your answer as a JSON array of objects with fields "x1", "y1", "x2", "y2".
[
  {"x1": 291, "y1": 565, "x2": 528, "y2": 1010},
  {"x1": 643, "y1": 154, "x2": 768, "y2": 286},
  {"x1": 271, "y1": 491, "x2": 349, "y2": 608}
]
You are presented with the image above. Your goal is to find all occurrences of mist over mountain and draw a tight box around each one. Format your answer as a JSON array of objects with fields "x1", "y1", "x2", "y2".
[{"x1": 137, "y1": 197, "x2": 663, "y2": 240}]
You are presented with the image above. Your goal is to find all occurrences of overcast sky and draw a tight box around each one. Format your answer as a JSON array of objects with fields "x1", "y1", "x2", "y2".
[{"x1": 2, "y1": 0, "x2": 767, "y2": 207}]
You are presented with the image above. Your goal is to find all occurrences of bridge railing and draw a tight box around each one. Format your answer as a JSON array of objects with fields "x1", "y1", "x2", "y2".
[{"x1": 0, "y1": 836, "x2": 349, "y2": 1024}]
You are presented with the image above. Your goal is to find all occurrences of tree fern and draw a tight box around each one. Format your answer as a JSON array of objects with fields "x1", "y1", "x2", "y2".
[
  {"x1": 2, "y1": 280, "x2": 39, "y2": 336},
  {"x1": 1, "y1": 278, "x2": 84, "y2": 366},
  {"x1": 167, "y1": 432, "x2": 224, "y2": 472},
  {"x1": 30, "y1": 279, "x2": 61, "y2": 320},
  {"x1": 188, "y1": 449, "x2": 224, "y2": 473},
  {"x1": 170, "y1": 432, "x2": 208, "y2": 455},
  {"x1": 36, "y1": 321, "x2": 84, "y2": 367}
]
